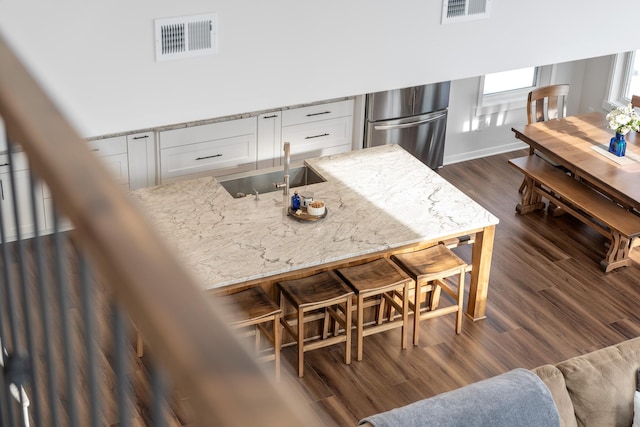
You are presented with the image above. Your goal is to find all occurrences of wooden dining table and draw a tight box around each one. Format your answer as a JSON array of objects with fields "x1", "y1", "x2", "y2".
[{"x1": 511, "y1": 111, "x2": 640, "y2": 211}]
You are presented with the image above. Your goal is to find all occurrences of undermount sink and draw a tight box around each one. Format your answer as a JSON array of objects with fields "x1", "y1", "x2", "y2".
[{"x1": 219, "y1": 166, "x2": 326, "y2": 199}]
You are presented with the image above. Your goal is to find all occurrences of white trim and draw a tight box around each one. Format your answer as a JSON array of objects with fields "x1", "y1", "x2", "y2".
[
  {"x1": 603, "y1": 51, "x2": 634, "y2": 111},
  {"x1": 443, "y1": 140, "x2": 528, "y2": 166}
]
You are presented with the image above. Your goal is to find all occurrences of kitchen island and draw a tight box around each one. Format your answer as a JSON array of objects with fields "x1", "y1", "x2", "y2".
[{"x1": 131, "y1": 145, "x2": 499, "y2": 320}]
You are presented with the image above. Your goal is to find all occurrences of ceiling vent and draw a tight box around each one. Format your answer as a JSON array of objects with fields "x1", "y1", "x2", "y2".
[
  {"x1": 155, "y1": 14, "x2": 217, "y2": 61},
  {"x1": 442, "y1": 0, "x2": 491, "y2": 24}
]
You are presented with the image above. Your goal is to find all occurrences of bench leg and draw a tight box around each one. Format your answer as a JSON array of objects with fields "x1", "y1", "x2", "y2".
[
  {"x1": 515, "y1": 177, "x2": 546, "y2": 214},
  {"x1": 600, "y1": 232, "x2": 634, "y2": 272}
]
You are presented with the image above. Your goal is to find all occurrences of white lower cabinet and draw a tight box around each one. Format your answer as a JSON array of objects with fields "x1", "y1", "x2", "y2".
[
  {"x1": 127, "y1": 132, "x2": 157, "y2": 190},
  {"x1": 0, "y1": 152, "x2": 45, "y2": 242},
  {"x1": 280, "y1": 99, "x2": 354, "y2": 165},
  {"x1": 1, "y1": 98, "x2": 355, "y2": 241},
  {"x1": 158, "y1": 117, "x2": 257, "y2": 183},
  {"x1": 43, "y1": 136, "x2": 130, "y2": 233},
  {"x1": 257, "y1": 111, "x2": 282, "y2": 169}
]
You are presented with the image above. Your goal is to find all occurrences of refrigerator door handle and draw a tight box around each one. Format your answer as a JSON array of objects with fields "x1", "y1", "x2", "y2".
[{"x1": 373, "y1": 112, "x2": 447, "y2": 131}]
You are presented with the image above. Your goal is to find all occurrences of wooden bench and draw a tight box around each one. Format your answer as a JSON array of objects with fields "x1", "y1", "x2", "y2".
[{"x1": 509, "y1": 154, "x2": 640, "y2": 272}]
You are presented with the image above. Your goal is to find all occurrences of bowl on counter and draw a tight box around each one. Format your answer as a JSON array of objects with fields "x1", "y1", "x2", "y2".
[{"x1": 306, "y1": 200, "x2": 326, "y2": 216}]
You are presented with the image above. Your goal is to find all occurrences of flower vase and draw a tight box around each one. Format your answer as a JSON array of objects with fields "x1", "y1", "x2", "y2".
[{"x1": 608, "y1": 132, "x2": 627, "y2": 157}]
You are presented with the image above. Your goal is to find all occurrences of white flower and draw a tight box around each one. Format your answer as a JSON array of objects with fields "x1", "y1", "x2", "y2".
[{"x1": 606, "y1": 103, "x2": 640, "y2": 135}]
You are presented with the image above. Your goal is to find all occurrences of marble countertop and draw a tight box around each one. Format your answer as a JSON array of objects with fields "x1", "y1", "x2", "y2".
[{"x1": 130, "y1": 145, "x2": 499, "y2": 290}]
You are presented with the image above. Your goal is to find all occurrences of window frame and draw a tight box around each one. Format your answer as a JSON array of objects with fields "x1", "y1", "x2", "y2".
[
  {"x1": 475, "y1": 64, "x2": 556, "y2": 116},
  {"x1": 605, "y1": 50, "x2": 637, "y2": 110}
]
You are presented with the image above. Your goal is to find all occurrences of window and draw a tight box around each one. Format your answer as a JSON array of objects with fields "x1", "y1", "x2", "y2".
[
  {"x1": 475, "y1": 65, "x2": 554, "y2": 116},
  {"x1": 624, "y1": 50, "x2": 640, "y2": 100},
  {"x1": 482, "y1": 67, "x2": 537, "y2": 95},
  {"x1": 606, "y1": 49, "x2": 640, "y2": 109}
]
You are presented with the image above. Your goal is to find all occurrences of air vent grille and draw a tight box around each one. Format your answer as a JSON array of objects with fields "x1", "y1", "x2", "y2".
[
  {"x1": 155, "y1": 14, "x2": 217, "y2": 61},
  {"x1": 442, "y1": 0, "x2": 491, "y2": 24}
]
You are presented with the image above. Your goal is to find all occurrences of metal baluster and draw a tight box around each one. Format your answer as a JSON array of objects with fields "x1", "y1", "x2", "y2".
[
  {"x1": 113, "y1": 303, "x2": 131, "y2": 427},
  {"x1": 150, "y1": 362, "x2": 168, "y2": 427},
  {"x1": 36, "y1": 207, "x2": 60, "y2": 427},
  {"x1": 6, "y1": 143, "x2": 31, "y2": 427},
  {"x1": 0, "y1": 144, "x2": 21, "y2": 427},
  {"x1": 79, "y1": 252, "x2": 100, "y2": 427},
  {"x1": 52, "y1": 211, "x2": 78, "y2": 426},
  {"x1": 24, "y1": 167, "x2": 45, "y2": 427}
]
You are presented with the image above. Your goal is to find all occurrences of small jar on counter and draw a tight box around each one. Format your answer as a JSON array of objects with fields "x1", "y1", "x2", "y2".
[{"x1": 301, "y1": 192, "x2": 314, "y2": 208}]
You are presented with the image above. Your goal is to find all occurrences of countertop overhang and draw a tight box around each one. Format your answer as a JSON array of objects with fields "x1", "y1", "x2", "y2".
[{"x1": 130, "y1": 145, "x2": 499, "y2": 290}]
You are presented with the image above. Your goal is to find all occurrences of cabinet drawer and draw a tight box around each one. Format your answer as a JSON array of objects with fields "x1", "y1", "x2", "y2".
[
  {"x1": 281, "y1": 116, "x2": 352, "y2": 163},
  {"x1": 282, "y1": 99, "x2": 354, "y2": 126},
  {"x1": 0, "y1": 151, "x2": 29, "y2": 172},
  {"x1": 159, "y1": 117, "x2": 256, "y2": 149},
  {"x1": 160, "y1": 134, "x2": 257, "y2": 181},
  {"x1": 88, "y1": 136, "x2": 127, "y2": 157}
]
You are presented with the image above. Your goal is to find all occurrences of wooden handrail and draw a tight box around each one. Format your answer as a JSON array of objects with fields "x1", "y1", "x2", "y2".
[{"x1": 0, "y1": 34, "x2": 315, "y2": 426}]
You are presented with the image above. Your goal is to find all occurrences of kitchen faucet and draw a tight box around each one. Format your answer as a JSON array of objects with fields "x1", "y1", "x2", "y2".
[{"x1": 274, "y1": 142, "x2": 290, "y2": 196}]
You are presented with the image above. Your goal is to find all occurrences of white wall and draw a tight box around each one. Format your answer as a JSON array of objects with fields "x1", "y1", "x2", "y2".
[{"x1": 0, "y1": 1, "x2": 639, "y2": 139}]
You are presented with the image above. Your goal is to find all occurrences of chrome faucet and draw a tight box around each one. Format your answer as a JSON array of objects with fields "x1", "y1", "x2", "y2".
[{"x1": 274, "y1": 142, "x2": 291, "y2": 196}]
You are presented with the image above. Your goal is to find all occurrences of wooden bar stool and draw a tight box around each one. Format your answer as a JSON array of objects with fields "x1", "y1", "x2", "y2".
[
  {"x1": 217, "y1": 286, "x2": 282, "y2": 380},
  {"x1": 335, "y1": 258, "x2": 413, "y2": 361},
  {"x1": 277, "y1": 271, "x2": 354, "y2": 377},
  {"x1": 391, "y1": 244, "x2": 467, "y2": 346}
]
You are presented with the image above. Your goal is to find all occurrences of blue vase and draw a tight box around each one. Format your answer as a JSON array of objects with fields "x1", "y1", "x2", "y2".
[{"x1": 608, "y1": 132, "x2": 627, "y2": 157}]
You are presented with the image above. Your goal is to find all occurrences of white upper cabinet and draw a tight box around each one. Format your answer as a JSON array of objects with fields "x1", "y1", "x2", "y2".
[{"x1": 158, "y1": 117, "x2": 257, "y2": 183}]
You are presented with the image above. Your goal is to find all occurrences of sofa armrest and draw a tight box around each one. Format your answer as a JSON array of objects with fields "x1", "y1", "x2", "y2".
[
  {"x1": 533, "y1": 364, "x2": 578, "y2": 427},
  {"x1": 358, "y1": 368, "x2": 560, "y2": 427}
]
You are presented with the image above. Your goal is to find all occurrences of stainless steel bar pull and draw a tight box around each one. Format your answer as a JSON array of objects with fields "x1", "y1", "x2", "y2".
[{"x1": 373, "y1": 112, "x2": 447, "y2": 131}]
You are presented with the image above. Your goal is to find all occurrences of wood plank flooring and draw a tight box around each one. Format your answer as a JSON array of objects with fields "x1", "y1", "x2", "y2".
[
  {"x1": 5, "y1": 148, "x2": 640, "y2": 427},
  {"x1": 275, "y1": 149, "x2": 640, "y2": 426}
]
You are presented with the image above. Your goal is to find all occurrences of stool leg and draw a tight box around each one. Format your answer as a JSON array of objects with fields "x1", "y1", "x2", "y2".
[
  {"x1": 274, "y1": 313, "x2": 281, "y2": 381},
  {"x1": 401, "y1": 282, "x2": 409, "y2": 350},
  {"x1": 254, "y1": 325, "x2": 260, "y2": 357},
  {"x1": 345, "y1": 296, "x2": 352, "y2": 365},
  {"x1": 413, "y1": 280, "x2": 422, "y2": 346},
  {"x1": 356, "y1": 293, "x2": 364, "y2": 361},
  {"x1": 429, "y1": 284, "x2": 442, "y2": 310},
  {"x1": 455, "y1": 269, "x2": 465, "y2": 334},
  {"x1": 322, "y1": 309, "x2": 330, "y2": 339},
  {"x1": 298, "y1": 308, "x2": 305, "y2": 377}
]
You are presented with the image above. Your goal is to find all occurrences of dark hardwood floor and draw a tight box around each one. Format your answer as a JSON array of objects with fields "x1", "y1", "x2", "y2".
[
  {"x1": 276, "y1": 148, "x2": 640, "y2": 426},
  {"x1": 6, "y1": 148, "x2": 639, "y2": 426}
]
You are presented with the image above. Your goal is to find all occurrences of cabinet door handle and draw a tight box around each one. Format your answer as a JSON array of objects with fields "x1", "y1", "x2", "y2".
[
  {"x1": 305, "y1": 133, "x2": 329, "y2": 140},
  {"x1": 306, "y1": 111, "x2": 331, "y2": 117},
  {"x1": 263, "y1": 114, "x2": 278, "y2": 119},
  {"x1": 0, "y1": 180, "x2": 4, "y2": 201},
  {"x1": 91, "y1": 148, "x2": 100, "y2": 152},
  {"x1": 133, "y1": 135, "x2": 149, "y2": 140},
  {"x1": 195, "y1": 154, "x2": 223, "y2": 160},
  {"x1": 0, "y1": 163, "x2": 9, "y2": 167}
]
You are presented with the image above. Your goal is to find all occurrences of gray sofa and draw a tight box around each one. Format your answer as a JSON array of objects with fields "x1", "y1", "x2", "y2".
[{"x1": 359, "y1": 336, "x2": 640, "y2": 427}]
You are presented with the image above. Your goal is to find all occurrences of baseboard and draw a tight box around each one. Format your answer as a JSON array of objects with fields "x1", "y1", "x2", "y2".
[{"x1": 442, "y1": 141, "x2": 528, "y2": 166}]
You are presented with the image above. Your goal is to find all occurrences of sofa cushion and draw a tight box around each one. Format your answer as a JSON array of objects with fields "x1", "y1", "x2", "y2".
[
  {"x1": 358, "y1": 368, "x2": 560, "y2": 427},
  {"x1": 556, "y1": 338, "x2": 640, "y2": 427},
  {"x1": 534, "y1": 364, "x2": 578, "y2": 427}
]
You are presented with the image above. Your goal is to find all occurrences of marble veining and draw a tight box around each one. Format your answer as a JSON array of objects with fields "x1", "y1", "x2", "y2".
[{"x1": 130, "y1": 145, "x2": 499, "y2": 290}]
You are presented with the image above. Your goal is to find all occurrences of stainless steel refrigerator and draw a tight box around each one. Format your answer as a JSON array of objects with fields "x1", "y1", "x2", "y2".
[{"x1": 364, "y1": 81, "x2": 450, "y2": 169}]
